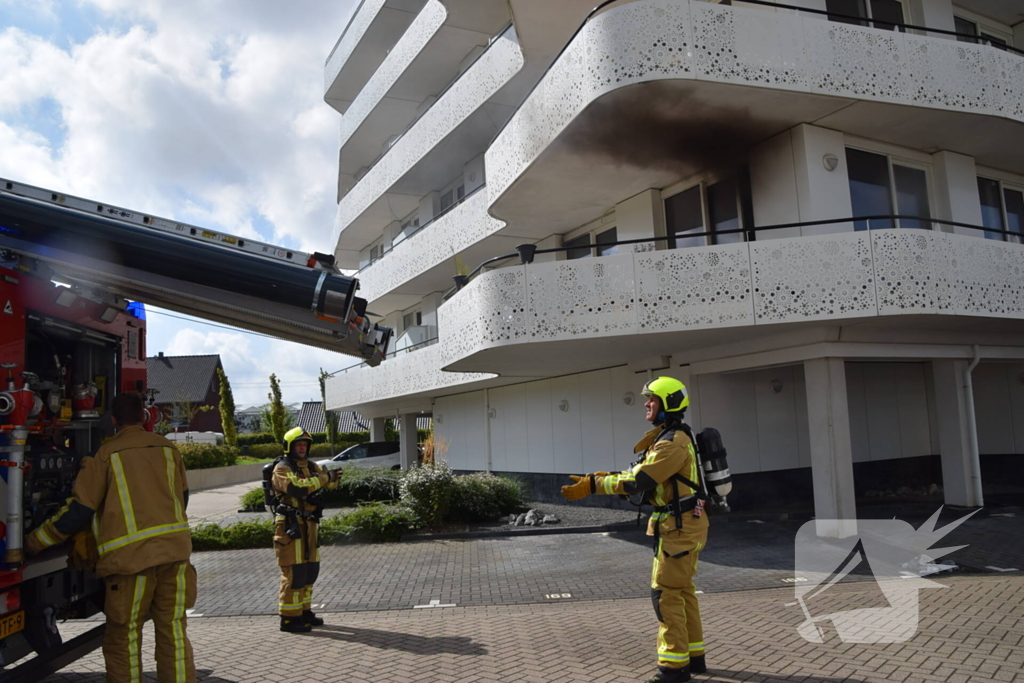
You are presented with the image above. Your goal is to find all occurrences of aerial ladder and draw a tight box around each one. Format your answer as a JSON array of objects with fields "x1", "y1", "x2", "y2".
[{"x1": 0, "y1": 178, "x2": 391, "y2": 678}]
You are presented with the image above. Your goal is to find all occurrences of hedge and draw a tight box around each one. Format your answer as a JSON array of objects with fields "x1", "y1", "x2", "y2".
[
  {"x1": 236, "y1": 431, "x2": 373, "y2": 447},
  {"x1": 238, "y1": 466, "x2": 403, "y2": 512},
  {"x1": 178, "y1": 443, "x2": 239, "y2": 470}
]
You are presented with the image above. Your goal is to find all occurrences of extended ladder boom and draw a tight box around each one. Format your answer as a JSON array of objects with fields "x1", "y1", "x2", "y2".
[{"x1": 0, "y1": 178, "x2": 390, "y2": 365}]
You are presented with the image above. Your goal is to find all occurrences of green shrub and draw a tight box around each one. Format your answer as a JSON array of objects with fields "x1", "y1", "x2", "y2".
[
  {"x1": 449, "y1": 472, "x2": 528, "y2": 522},
  {"x1": 399, "y1": 462, "x2": 455, "y2": 529},
  {"x1": 178, "y1": 443, "x2": 240, "y2": 470},
  {"x1": 239, "y1": 487, "x2": 266, "y2": 512},
  {"x1": 246, "y1": 443, "x2": 284, "y2": 460},
  {"x1": 237, "y1": 432, "x2": 277, "y2": 446},
  {"x1": 321, "y1": 503, "x2": 420, "y2": 544},
  {"x1": 321, "y1": 467, "x2": 402, "y2": 507},
  {"x1": 190, "y1": 519, "x2": 274, "y2": 551},
  {"x1": 309, "y1": 443, "x2": 335, "y2": 460}
]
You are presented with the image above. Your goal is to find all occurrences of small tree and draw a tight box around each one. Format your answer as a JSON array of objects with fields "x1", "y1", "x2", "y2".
[
  {"x1": 318, "y1": 368, "x2": 340, "y2": 453},
  {"x1": 217, "y1": 368, "x2": 237, "y2": 446},
  {"x1": 167, "y1": 394, "x2": 213, "y2": 433},
  {"x1": 267, "y1": 374, "x2": 288, "y2": 443}
]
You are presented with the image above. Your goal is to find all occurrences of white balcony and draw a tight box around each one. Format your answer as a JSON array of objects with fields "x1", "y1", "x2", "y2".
[
  {"x1": 355, "y1": 187, "x2": 527, "y2": 313},
  {"x1": 334, "y1": 0, "x2": 514, "y2": 197},
  {"x1": 435, "y1": 230, "x2": 1024, "y2": 377},
  {"x1": 325, "y1": 0, "x2": 426, "y2": 113},
  {"x1": 485, "y1": 0, "x2": 1024, "y2": 236},
  {"x1": 331, "y1": 25, "x2": 527, "y2": 268},
  {"x1": 325, "y1": 339, "x2": 523, "y2": 416}
]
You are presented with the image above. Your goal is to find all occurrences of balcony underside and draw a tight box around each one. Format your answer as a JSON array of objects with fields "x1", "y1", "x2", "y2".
[
  {"x1": 486, "y1": 0, "x2": 1024, "y2": 235},
  {"x1": 489, "y1": 77, "x2": 1024, "y2": 236},
  {"x1": 338, "y1": 1, "x2": 514, "y2": 186},
  {"x1": 437, "y1": 230, "x2": 1024, "y2": 377},
  {"x1": 325, "y1": 1, "x2": 426, "y2": 113},
  {"x1": 335, "y1": 101, "x2": 517, "y2": 267}
]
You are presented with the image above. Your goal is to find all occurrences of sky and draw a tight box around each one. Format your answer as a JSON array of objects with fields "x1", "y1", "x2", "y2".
[{"x1": 0, "y1": 0, "x2": 361, "y2": 407}]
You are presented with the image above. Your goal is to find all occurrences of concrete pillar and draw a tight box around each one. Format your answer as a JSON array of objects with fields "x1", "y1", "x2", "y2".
[
  {"x1": 931, "y1": 151, "x2": 983, "y2": 236},
  {"x1": 750, "y1": 131, "x2": 802, "y2": 239},
  {"x1": 931, "y1": 360, "x2": 982, "y2": 507},
  {"x1": 615, "y1": 189, "x2": 666, "y2": 251},
  {"x1": 908, "y1": 0, "x2": 956, "y2": 36},
  {"x1": 370, "y1": 417, "x2": 387, "y2": 442},
  {"x1": 804, "y1": 358, "x2": 857, "y2": 538},
  {"x1": 399, "y1": 413, "x2": 418, "y2": 470},
  {"x1": 791, "y1": 124, "x2": 853, "y2": 236}
]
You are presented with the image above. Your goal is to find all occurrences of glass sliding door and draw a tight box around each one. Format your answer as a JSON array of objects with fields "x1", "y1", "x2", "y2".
[
  {"x1": 665, "y1": 186, "x2": 706, "y2": 248},
  {"x1": 978, "y1": 177, "x2": 1006, "y2": 240},
  {"x1": 892, "y1": 164, "x2": 931, "y2": 230},
  {"x1": 847, "y1": 148, "x2": 894, "y2": 230},
  {"x1": 1004, "y1": 188, "x2": 1024, "y2": 243},
  {"x1": 707, "y1": 177, "x2": 743, "y2": 244}
]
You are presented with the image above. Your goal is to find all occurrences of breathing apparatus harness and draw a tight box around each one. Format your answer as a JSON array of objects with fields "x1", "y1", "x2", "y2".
[
  {"x1": 624, "y1": 420, "x2": 733, "y2": 540},
  {"x1": 261, "y1": 455, "x2": 326, "y2": 542}
]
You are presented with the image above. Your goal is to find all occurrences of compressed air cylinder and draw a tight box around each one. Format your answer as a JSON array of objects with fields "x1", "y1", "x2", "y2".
[{"x1": 696, "y1": 428, "x2": 732, "y2": 499}]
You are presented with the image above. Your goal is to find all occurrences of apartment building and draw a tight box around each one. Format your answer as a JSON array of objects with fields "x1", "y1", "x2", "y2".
[{"x1": 323, "y1": 0, "x2": 1024, "y2": 535}]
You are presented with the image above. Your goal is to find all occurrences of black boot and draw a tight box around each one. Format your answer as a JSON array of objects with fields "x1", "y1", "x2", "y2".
[
  {"x1": 302, "y1": 610, "x2": 324, "y2": 627},
  {"x1": 646, "y1": 666, "x2": 691, "y2": 683},
  {"x1": 690, "y1": 655, "x2": 706, "y2": 674},
  {"x1": 280, "y1": 616, "x2": 312, "y2": 633}
]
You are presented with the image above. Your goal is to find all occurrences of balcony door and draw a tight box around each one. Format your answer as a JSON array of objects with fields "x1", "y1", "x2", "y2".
[
  {"x1": 665, "y1": 170, "x2": 754, "y2": 248},
  {"x1": 847, "y1": 148, "x2": 932, "y2": 231},
  {"x1": 978, "y1": 177, "x2": 1024, "y2": 243},
  {"x1": 826, "y1": 0, "x2": 907, "y2": 31}
]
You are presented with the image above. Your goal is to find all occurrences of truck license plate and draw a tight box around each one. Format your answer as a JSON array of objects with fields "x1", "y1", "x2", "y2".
[{"x1": 0, "y1": 611, "x2": 25, "y2": 639}]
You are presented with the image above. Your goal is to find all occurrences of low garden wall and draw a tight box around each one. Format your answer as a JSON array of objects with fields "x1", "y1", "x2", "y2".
[{"x1": 186, "y1": 462, "x2": 266, "y2": 491}]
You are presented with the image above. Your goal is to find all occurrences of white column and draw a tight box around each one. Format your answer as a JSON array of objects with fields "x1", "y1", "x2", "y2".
[
  {"x1": 804, "y1": 358, "x2": 857, "y2": 538},
  {"x1": 790, "y1": 124, "x2": 854, "y2": 236},
  {"x1": 931, "y1": 151, "x2": 983, "y2": 235},
  {"x1": 399, "y1": 413, "x2": 418, "y2": 470},
  {"x1": 615, "y1": 189, "x2": 666, "y2": 250},
  {"x1": 931, "y1": 360, "x2": 981, "y2": 507},
  {"x1": 370, "y1": 416, "x2": 387, "y2": 441}
]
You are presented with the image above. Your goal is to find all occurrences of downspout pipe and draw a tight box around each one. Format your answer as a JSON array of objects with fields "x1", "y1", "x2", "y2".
[
  {"x1": 963, "y1": 345, "x2": 983, "y2": 507},
  {"x1": 484, "y1": 388, "x2": 492, "y2": 473}
]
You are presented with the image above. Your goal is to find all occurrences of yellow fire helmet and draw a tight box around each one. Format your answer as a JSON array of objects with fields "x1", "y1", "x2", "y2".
[
  {"x1": 641, "y1": 376, "x2": 689, "y2": 415},
  {"x1": 283, "y1": 427, "x2": 314, "y2": 456}
]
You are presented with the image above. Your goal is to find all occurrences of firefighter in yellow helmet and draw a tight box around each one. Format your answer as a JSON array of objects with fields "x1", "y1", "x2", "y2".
[
  {"x1": 561, "y1": 377, "x2": 709, "y2": 683},
  {"x1": 271, "y1": 427, "x2": 339, "y2": 632},
  {"x1": 26, "y1": 392, "x2": 196, "y2": 683}
]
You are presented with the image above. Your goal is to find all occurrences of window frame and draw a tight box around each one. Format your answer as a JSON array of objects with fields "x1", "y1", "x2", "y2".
[
  {"x1": 953, "y1": 9, "x2": 1014, "y2": 48},
  {"x1": 662, "y1": 170, "x2": 753, "y2": 248},
  {"x1": 977, "y1": 175, "x2": 1024, "y2": 243},
  {"x1": 845, "y1": 145, "x2": 936, "y2": 231},
  {"x1": 825, "y1": 0, "x2": 910, "y2": 31}
]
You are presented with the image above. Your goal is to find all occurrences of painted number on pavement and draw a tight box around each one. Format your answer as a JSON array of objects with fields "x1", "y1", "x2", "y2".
[{"x1": 544, "y1": 593, "x2": 573, "y2": 599}]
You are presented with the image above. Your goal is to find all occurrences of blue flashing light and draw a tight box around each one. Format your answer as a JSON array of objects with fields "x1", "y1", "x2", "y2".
[{"x1": 126, "y1": 301, "x2": 147, "y2": 321}]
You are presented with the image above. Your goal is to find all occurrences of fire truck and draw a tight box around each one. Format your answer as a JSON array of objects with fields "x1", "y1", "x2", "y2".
[{"x1": 0, "y1": 178, "x2": 390, "y2": 678}]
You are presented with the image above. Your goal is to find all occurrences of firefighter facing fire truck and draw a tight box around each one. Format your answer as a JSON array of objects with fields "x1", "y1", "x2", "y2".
[
  {"x1": 269, "y1": 427, "x2": 339, "y2": 632},
  {"x1": 26, "y1": 391, "x2": 196, "y2": 683},
  {"x1": 561, "y1": 377, "x2": 710, "y2": 683}
]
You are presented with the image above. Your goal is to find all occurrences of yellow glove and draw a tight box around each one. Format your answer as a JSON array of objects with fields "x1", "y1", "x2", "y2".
[
  {"x1": 68, "y1": 530, "x2": 99, "y2": 571},
  {"x1": 561, "y1": 474, "x2": 595, "y2": 502}
]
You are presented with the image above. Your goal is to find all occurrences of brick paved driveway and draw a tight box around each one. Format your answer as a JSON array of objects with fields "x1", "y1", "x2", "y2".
[{"x1": 45, "y1": 574, "x2": 1024, "y2": 682}]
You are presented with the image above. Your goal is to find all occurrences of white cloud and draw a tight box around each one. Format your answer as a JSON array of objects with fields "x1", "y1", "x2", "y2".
[{"x1": 0, "y1": 0, "x2": 354, "y2": 251}]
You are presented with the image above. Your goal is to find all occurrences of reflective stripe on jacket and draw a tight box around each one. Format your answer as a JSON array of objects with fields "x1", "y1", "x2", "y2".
[{"x1": 28, "y1": 425, "x2": 192, "y2": 577}]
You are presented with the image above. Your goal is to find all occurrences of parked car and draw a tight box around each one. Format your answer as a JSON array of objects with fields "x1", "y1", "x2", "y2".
[
  {"x1": 317, "y1": 441, "x2": 402, "y2": 471},
  {"x1": 164, "y1": 431, "x2": 224, "y2": 445}
]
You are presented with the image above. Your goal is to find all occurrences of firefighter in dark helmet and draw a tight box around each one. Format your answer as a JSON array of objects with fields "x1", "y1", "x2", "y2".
[
  {"x1": 270, "y1": 427, "x2": 339, "y2": 632},
  {"x1": 562, "y1": 377, "x2": 709, "y2": 683}
]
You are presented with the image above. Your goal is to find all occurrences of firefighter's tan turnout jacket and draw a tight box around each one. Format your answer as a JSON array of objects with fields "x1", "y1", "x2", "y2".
[
  {"x1": 271, "y1": 457, "x2": 338, "y2": 567},
  {"x1": 26, "y1": 425, "x2": 191, "y2": 577}
]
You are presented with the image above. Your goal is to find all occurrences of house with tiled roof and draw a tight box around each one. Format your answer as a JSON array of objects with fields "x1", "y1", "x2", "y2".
[
  {"x1": 147, "y1": 352, "x2": 224, "y2": 433},
  {"x1": 298, "y1": 401, "x2": 430, "y2": 435}
]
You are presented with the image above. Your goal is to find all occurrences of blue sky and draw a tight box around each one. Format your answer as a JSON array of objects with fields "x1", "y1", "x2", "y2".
[{"x1": 0, "y1": 0, "x2": 358, "y2": 407}]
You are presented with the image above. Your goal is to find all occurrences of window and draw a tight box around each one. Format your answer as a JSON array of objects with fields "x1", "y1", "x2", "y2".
[
  {"x1": 955, "y1": 15, "x2": 1014, "y2": 50},
  {"x1": 595, "y1": 227, "x2": 618, "y2": 256},
  {"x1": 846, "y1": 148, "x2": 931, "y2": 231},
  {"x1": 826, "y1": 0, "x2": 905, "y2": 31},
  {"x1": 565, "y1": 233, "x2": 592, "y2": 260},
  {"x1": 664, "y1": 170, "x2": 754, "y2": 248},
  {"x1": 402, "y1": 309, "x2": 422, "y2": 331},
  {"x1": 977, "y1": 177, "x2": 1024, "y2": 243},
  {"x1": 368, "y1": 240, "x2": 384, "y2": 264},
  {"x1": 439, "y1": 183, "x2": 466, "y2": 214}
]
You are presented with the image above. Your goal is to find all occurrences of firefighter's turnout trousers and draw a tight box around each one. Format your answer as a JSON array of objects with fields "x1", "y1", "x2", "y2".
[
  {"x1": 104, "y1": 560, "x2": 198, "y2": 683},
  {"x1": 593, "y1": 425, "x2": 710, "y2": 671},
  {"x1": 272, "y1": 457, "x2": 336, "y2": 617},
  {"x1": 26, "y1": 425, "x2": 196, "y2": 683}
]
